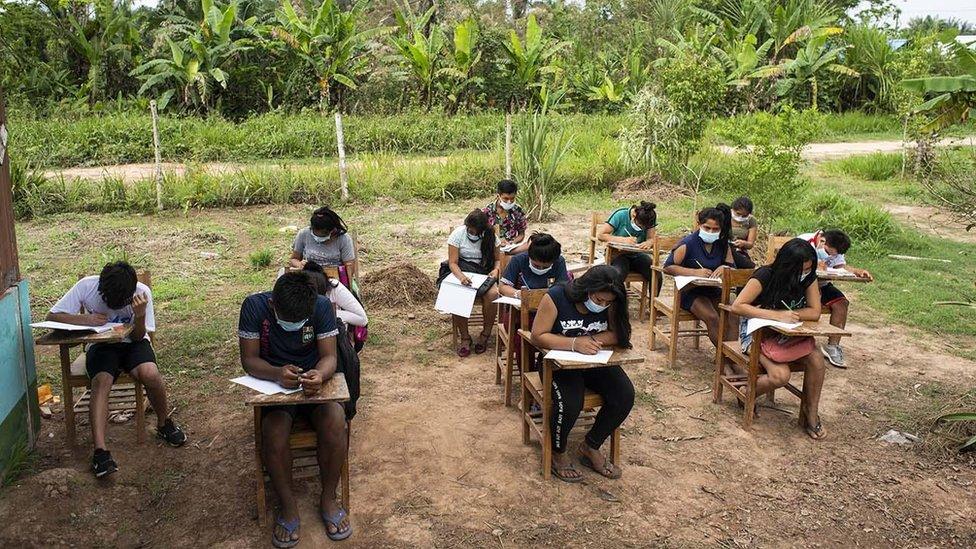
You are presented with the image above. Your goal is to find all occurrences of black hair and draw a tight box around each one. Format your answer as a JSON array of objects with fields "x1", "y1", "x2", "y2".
[
  {"x1": 633, "y1": 201, "x2": 657, "y2": 230},
  {"x1": 302, "y1": 260, "x2": 334, "y2": 295},
  {"x1": 310, "y1": 206, "x2": 348, "y2": 236},
  {"x1": 464, "y1": 209, "x2": 497, "y2": 271},
  {"x1": 698, "y1": 206, "x2": 730, "y2": 242},
  {"x1": 272, "y1": 271, "x2": 318, "y2": 322},
  {"x1": 756, "y1": 238, "x2": 817, "y2": 310},
  {"x1": 822, "y1": 229, "x2": 851, "y2": 254},
  {"x1": 98, "y1": 261, "x2": 138, "y2": 309},
  {"x1": 564, "y1": 265, "x2": 632, "y2": 349},
  {"x1": 527, "y1": 233, "x2": 561, "y2": 264},
  {"x1": 731, "y1": 196, "x2": 754, "y2": 215},
  {"x1": 497, "y1": 179, "x2": 518, "y2": 195}
]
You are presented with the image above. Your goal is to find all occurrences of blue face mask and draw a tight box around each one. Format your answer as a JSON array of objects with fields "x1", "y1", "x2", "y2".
[
  {"x1": 529, "y1": 262, "x2": 552, "y2": 276},
  {"x1": 699, "y1": 229, "x2": 720, "y2": 244},
  {"x1": 276, "y1": 314, "x2": 308, "y2": 332},
  {"x1": 816, "y1": 248, "x2": 829, "y2": 261},
  {"x1": 467, "y1": 232, "x2": 482, "y2": 243},
  {"x1": 584, "y1": 297, "x2": 609, "y2": 313}
]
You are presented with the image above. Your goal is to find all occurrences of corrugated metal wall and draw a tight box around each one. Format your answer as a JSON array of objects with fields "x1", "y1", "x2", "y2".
[{"x1": 0, "y1": 86, "x2": 19, "y2": 289}]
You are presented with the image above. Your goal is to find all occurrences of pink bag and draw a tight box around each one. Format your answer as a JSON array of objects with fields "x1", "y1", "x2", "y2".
[{"x1": 761, "y1": 335, "x2": 815, "y2": 363}]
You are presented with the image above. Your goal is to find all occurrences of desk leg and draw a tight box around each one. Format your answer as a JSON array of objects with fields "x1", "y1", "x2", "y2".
[
  {"x1": 60, "y1": 346, "x2": 76, "y2": 448},
  {"x1": 254, "y1": 407, "x2": 267, "y2": 526},
  {"x1": 541, "y1": 361, "x2": 553, "y2": 481},
  {"x1": 342, "y1": 420, "x2": 351, "y2": 510}
]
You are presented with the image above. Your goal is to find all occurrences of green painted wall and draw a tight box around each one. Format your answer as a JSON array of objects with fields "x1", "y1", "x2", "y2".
[{"x1": 0, "y1": 280, "x2": 38, "y2": 482}]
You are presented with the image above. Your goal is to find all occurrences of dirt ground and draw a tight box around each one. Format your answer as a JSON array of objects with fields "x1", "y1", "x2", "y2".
[
  {"x1": 884, "y1": 204, "x2": 976, "y2": 245},
  {"x1": 1, "y1": 203, "x2": 974, "y2": 548}
]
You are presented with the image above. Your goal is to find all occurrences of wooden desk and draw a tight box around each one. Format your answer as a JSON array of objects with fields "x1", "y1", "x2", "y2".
[
  {"x1": 681, "y1": 277, "x2": 722, "y2": 289},
  {"x1": 816, "y1": 271, "x2": 872, "y2": 283},
  {"x1": 767, "y1": 321, "x2": 852, "y2": 338},
  {"x1": 550, "y1": 347, "x2": 646, "y2": 370},
  {"x1": 248, "y1": 373, "x2": 350, "y2": 526},
  {"x1": 35, "y1": 325, "x2": 135, "y2": 446},
  {"x1": 607, "y1": 242, "x2": 651, "y2": 255}
]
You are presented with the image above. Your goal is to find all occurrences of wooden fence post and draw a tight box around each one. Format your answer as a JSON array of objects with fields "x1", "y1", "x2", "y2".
[
  {"x1": 505, "y1": 113, "x2": 512, "y2": 179},
  {"x1": 335, "y1": 112, "x2": 349, "y2": 202},
  {"x1": 150, "y1": 100, "x2": 163, "y2": 211}
]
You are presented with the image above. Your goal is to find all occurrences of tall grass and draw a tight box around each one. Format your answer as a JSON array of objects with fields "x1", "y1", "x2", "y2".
[{"x1": 825, "y1": 152, "x2": 902, "y2": 181}]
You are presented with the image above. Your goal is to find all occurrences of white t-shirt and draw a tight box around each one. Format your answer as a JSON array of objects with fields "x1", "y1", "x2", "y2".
[
  {"x1": 326, "y1": 280, "x2": 368, "y2": 327},
  {"x1": 293, "y1": 228, "x2": 355, "y2": 266},
  {"x1": 447, "y1": 225, "x2": 497, "y2": 263},
  {"x1": 50, "y1": 276, "x2": 155, "y2": 342}
]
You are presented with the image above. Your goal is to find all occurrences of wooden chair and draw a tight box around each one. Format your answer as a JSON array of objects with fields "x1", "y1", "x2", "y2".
[
  {"x1": 586, "y1": 212, "x2": 605, "y2": 267},
  {"x1": 63, "y1": 271, "x2": 152, "y2": 446},
  {"x1": 712, "y1": 268, "x2": 809, "y2": 428},
  {"x1": 648, "y1": 236, "x2": 707, "y2": 367},
  {"x1": 764, "y1": 235, "x2": 794, "y2": 265},
  {"x1": 493, "y1": 254, "x2": 514, "y2": 387},
  {"x1": 254, "y1": 418, "x2": 351, "y2": 527},
  {"x1": 496, "y1": 289, "x2": 547, "y2": 407}
]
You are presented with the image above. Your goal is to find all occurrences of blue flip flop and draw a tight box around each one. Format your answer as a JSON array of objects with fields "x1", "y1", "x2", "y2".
[
  {"x1": 321, "y1": 508, "x2": 352, "y2": 541},
  {"x1": 272, "y1": 516, "x2": 300, "y2": 548}
]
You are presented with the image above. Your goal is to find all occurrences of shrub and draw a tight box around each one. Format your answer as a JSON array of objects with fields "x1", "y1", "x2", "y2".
[
  {"x1": 249, "y1": 250, "x2": 274, "y2": 269},
  {"x1": 829, "y1": 152, "x2": 902, "y2": 181},
  {"x1": 514, "y1": 111, "x2": 575, "y2": 221}
]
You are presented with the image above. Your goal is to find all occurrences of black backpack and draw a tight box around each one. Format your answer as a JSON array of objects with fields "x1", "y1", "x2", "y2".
[{"x1": 335, "y1": 322, "x2": 361, "y2": 420}]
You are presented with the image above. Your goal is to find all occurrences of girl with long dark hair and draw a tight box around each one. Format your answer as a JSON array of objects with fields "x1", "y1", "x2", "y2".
[
  {"x1": 730, "y1": 238, "x2": 827, "y2": 440},
  {"x1": 290, "y1": 206, "x2": 357, "y2": 279},
  {"x1": 531, "y1": 265, "x2": 635, "y2": 482},
  {"x1": 437, "y1": 209, "x2": 500, "y2": 357}
]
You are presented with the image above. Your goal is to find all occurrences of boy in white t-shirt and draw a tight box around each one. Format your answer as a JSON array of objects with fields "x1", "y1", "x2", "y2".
[
  {"x1": 47, "y1": 261, "x2": 186, "y2": 478},
  {"x1": 815, "y1": 230, "x2": 873, "y2": 368}
]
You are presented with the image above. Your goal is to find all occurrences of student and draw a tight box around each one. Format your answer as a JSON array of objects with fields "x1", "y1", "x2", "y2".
[
  {"x1": 597, "y1": 201, "x2": 658, "y2": 286},
  {"x1": 238, "y1": 272, "x2": 351, "y2": 546},
  {"x1": 531, "y1": 265, "x2": 635, "y2": 482},
  {"x1": 437, "y1": 209, "x2": 500, "y2": 357},
  {"x1": 730, "y1": 196, "x2": 758, "y2": 268},
  {"x1": 816, "y1": 229, "x2": 873, "y2": 368},
  {"x1": 482, "y1": 179, "x2": 528, "y2": 254},
  {"x1": 290, "y1": 206, "x2": 357, "y2": 279},
  {"x1": 303, "y1": 261, "x2": 368, "y2": 328},
  {"x1": 730, "y1": 238, "x2": 827, "y2": 440},
  {"x1": 663, "y1": 206, "x2": 736, "y2": 347},
  {"x1": 47, "y1": 261, "x2": 186, "y2": 478},
  {"x1": 498, "y1": 233, "x2": 569, "y2": 299}
]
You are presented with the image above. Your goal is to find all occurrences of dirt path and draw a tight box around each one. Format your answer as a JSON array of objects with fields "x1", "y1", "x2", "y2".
[
  {"x1": 884, "y1": 204, "x2": 976, "y2": 244},
  {"x1": 1, "y1": 203, "x2": 974, "y2": 547}
]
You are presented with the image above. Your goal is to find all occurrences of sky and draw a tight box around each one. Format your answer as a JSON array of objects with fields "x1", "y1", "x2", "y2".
[{"x1": 852, "y1": 0, "x2": 976, "y2": 26}]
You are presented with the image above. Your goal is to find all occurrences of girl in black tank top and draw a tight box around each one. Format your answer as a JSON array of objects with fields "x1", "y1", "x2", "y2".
[{"x1": 530, "y1": 266, "x2": 636, "y2": 482}]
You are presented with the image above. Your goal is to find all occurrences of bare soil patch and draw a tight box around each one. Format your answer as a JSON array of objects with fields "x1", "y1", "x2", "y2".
[{"x1": 884, "y1": 204, "x2": 976, "y2": 244}]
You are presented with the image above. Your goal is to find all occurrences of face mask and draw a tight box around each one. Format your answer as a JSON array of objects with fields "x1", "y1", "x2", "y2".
[
  {"x1": 467, "y1": 233, "x2": 482, "y2": 243},
  {"x1": 631, "y1": 220, "x2": 643, "y2": 232},
  {"x1": 800, "y1": 270, "x2": 812, "y2": 282},
  {"x1": 276, "y1": 315, "x2": 308, "y2": 332},
  {"x1": 816, "y1": 248, "x2": 829, "y2": 261},
  {"x1": 699, "y1": 230, "x2": 720, "y2": 244},
  {"x1": 499, "y1": 199, "x2": 516, "y2": 211},
  {"x1": 732, "y1": 214, "x2": 750, "y2": 223},
  {"x1": 584, "y1": 297, "x2": 609, "y2": 313},
  {"x1": 311, "y1": 232, "x2": 331, "y2": 243},
  {"x1": 529, "y1": 262, "x2": 552, "y2": 276}
]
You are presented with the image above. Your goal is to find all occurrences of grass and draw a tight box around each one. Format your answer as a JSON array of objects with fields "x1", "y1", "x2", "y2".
[
  {"x1": 248, "y1": 249, "x2": 273, "y2": 269},
  {"x1": 824, "y1": 152, "x2": 903, "y2": 181}
]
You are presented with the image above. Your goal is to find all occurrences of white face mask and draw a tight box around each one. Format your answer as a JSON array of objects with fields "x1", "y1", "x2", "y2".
[
  {"x1": 499, "y1": 199, "x2": 517, "y2": 211},
  {"x1": 631, "y1": 220, "x2": 643, "y2": 232},
  {"x1": 529, "y1": 262, "x2": 552, "y2": 276},
  {"x1": 467, "y1": 232, "x2": 482, "y2": 242},
  {"x1": 800, "y1": 270, "x2": 812, "y2": 282},
  {"x1": 699, "y1": 229, "x2": 720, "y2": 244},
  {"x1": 311, "y1": 231, "x2": 331, "y2": 243},
  {"x1": 732, "y1": 214, "x2": 750, "y2": 223}
]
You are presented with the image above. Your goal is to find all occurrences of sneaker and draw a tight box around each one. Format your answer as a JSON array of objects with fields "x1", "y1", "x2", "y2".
[
  {"x1": 156, "y1": 419, "x2": 188, "y2": 447},
  {"x1": 92, "y1": 449, "x2": 118, "y2": 478},
  {"x1": 822, "y1": 344, "x2": 846, "y2": 368}
]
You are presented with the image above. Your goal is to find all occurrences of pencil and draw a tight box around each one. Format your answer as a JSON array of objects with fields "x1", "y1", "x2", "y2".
[
  {"x1": 781, "y1": 300, "x2": 793, "y2": 311},
  {"x1": 695, "y1": 260, "x2": 705, "y2": 269}
]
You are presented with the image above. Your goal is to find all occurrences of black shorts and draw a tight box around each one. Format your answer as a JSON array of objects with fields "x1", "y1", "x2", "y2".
[
  {"x1": 86, "y1": 339, "x2": 157, "y2": 380},
  {"x1": 820, "y1": 283, "x2": 847, "y2": 307}
]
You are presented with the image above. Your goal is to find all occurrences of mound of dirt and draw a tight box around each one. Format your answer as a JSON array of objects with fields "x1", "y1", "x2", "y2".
[
  {"x1": 361, "y1": 262, "x2": 436, "y2": 308},
  {"x1": 612, "y1": 174, "x2": 692, "y2": 202}
]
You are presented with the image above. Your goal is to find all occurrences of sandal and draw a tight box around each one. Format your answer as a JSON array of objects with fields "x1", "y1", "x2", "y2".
[
  {"x1": 321, "y1": 508, "x2": 352, "y2": 541},
  {"x1": 272, "y1": 515, "x2": 300, "y2": 549},
  {"x1": 578, "y1": 448, "x2": 622, "y2": 479},
  {"x1": 806, "y1": 421, "x2": 827, "y2": 441},
  {"x1": 473, "y1": 332, "x2": 491, "y2": 354},
  {"x1": 457, "y1": 337, "x2": 472, "y2": 358},
  {"x1": 552, "y1": 461, "x2": 584, "y2": 483}
]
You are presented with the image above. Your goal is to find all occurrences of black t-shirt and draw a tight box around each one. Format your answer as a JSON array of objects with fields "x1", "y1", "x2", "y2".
[
  {"x1": 750, "y1": 266, "x2": 817, "y2": 311},
  {"x1": 547, "y1": 284, "x2": 609, "y2": 337},
  {"x1": 238, "y1": 292, "x2": 339, "y2": 371}
]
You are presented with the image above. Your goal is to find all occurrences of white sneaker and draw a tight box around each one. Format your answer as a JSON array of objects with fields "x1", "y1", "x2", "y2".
[{"x1": 822, "y1": 344, "x2": 846, "y2": 368}]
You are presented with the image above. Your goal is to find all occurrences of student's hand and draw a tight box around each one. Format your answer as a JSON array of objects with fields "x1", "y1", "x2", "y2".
[
  {"x1": 709, "y1": 265, "x2": 726, "y2": 279},
  {"x1": 500, "y1": 239, "x2": 509, "y2": 247},
  {"x1": 514, "y1": 290, "x2": 522, "y2": 301},
  {"x1": 777, "y1": 311, "x2": 800, "y2": 324},
  {"x1": 575, "y1": 336, "x2": 603, "y2": 355},
  {"x1": 277, "y1": 365, "x2": 302, "y2": 389},
  {"x1": 696, "y1": 268, "x2": 713, "y2": 278},
  {"x1": 81, "y1": 313, "x2": 109, "y2": 326},
  {"x1": 637, "y1": 240, "x2": 654, "y2": 250},
  {"x1": 853, "y1": 268, "x2": 873, "y2": 281},
  {"x1": 300, "y1": 369, "x2": 323, "y2": 396},
  {"x1": 459, "y1": 275, "x2": 472, "y2": 286},
  {"x1": 131, "y1": 293, "x2": 149, "y2": 318},
  {"x1": 732, "y1": 239, "x2": 747, "y2": 249},
  {"x1": 621, "y1": 236, "x2": 638, "y2": 245}
]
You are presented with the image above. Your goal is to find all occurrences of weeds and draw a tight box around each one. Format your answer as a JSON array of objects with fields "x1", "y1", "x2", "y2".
[
  {"x1": 248, "y1": 249, "x2": 274, "y2": 269},
  {"x1": 827, "y1": 152, "x2": 901, "y2": 181}
]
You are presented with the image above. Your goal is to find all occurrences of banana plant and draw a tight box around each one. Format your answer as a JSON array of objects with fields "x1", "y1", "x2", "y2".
[
  {"x1": 388, "y1": 2, "x2": 444, "y2": 111},
  {"x1": 901, "y1": 31, "x2": 976, "y2": 133},
  {"x1": 273, "y1": 0, "x2": 389, "y2": 111},
  {"x1": 936, "y1": 412, "x2": 976, "y2": 453},
  {"x1": 749, "y1": 34, "x2": 858, "y2": 110},
  {"x1": 586, "y1": 74, "x2": 629, "y2": 109},
  {"x1": 498, "y1": 14, "x2": 569, "y2": 112},
  {"x1": 713, "y1": 33, "x2": 773, "y2": 88},
  {"x1": 438, "y1": 18, "x2": 482, "y2": 114},
  {"x1": 66, "y1": 0, "x2": 140, "y2": 105}
]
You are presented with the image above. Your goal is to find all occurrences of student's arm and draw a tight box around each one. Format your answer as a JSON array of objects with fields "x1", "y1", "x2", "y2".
[
  {"x1": 797, "y1": 283, "x2": 822, "y2": 321},
  {"x1": 499, "y1": 260, "x2": 520, "y2": 298},
  {"x1": 289, "y1": 250, "x2": 306, "y2": 269},
  {"x1": 299, "y1": 336, "x2": 338, "y2": 396},
  {"x1": 729, "y1": 279, "x2": 799, "y2": 323},
  {"x1": 743, "y1": 225, "x2": 758, "y2": 249},
  {"x1": 637, "y1": 227, "x2": 657, "y2": 250},
  {"x1": 343, "y1": 260, "x2": 357, "y2": 280},
  {"x1": 341, "y1": 235, "x2": 357, "y2": 279},
  {"x1": 490, "y1": 246, "x2": 501, "y2": 279},
  {"x1": 531, "y1": 296, "x2": 603, "y2": 355},
  {"x1": 240, "y1": 339, "x2": 301, "y2": 388},
  {"x1": 289, "y1": 232, "x2": 307, "y2": 268},
  {"x1": 129, "y1": 292, "x2": 149, "y2": 341},
  {"x1": 331, "y1": 285, "x2": 368, "y2": 327},
  {"x1": 597, "y1": 222, "x2": 636, "y2": 245},
  {"x1": 448, "y1": 245, "x2": 471, "y2": 286},
  {"x1": 845, "y1": 264, "x2": 873, "y2": 280},
  {"x1": 590, "y1": 327, "x2": 619, "y2": 347},
  {"x1": 47, "y1": 281, "x2": 106, "y2": 326},
  {"x1": 663, "y1": 245, "x2": 712, "y2": 277}
]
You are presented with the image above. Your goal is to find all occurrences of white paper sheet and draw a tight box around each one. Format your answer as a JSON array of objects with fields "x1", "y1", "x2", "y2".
[
  {"x1": 230, "y1": 375, "x2": 302, "y2": 395},
  {"x1": 544, "y1": 349, "x2": 614, "y2": 364},
  {"x1": 30, "y1": 320, "x2": 123, "y2": 333},
  {"x1": 744, "y1": 318, "x2": 801, "y2": 336},
  {"x1": 493, "y1": 296, "x2": 522, "y2": 308},
  {"x1": 500, "y1": 242, "x2": 520, "y2": 253},
  {"x1": 674, "y1": 275, "x2": 720, "y2": 290},
  {"x1": 435, "y1": 272, "x2": 488, "y2": 318},
  {"x1": 821, "y1": 267, "x2": 856, "y2": 277}
]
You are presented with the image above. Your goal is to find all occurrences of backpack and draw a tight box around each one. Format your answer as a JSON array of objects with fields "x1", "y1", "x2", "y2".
[
  {"x1": 336, "y1": 265, "x2": 368, "y2": 352},
  {"x1": 335, "y1": 322, "x2": 361, "y2": 420}
]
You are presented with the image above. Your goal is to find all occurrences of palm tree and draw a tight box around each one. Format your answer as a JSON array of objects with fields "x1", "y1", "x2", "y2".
[{"x1": 750, "y1": 34, "x2": 858, "y2": 110}]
